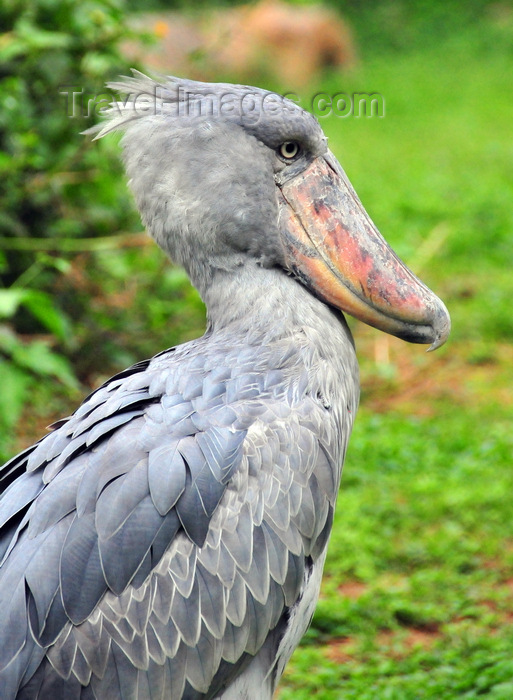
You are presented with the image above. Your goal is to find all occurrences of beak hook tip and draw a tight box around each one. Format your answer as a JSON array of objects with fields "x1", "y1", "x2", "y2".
[{"x1": 426, "y1": 320, "x2": 451, "y2": 352}]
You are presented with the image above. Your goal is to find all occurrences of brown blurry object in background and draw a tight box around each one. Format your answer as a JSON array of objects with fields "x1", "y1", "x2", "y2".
[{"x1": 125, "y1": 0, "x2": 356, "y2": 88}]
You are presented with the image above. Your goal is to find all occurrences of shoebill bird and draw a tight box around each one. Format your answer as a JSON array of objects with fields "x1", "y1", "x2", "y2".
[{"x1": 0, "y1": 74, "x2": 450, "y2": 699}]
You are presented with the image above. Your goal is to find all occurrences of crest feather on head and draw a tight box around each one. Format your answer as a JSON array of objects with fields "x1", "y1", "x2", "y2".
[
  {"x1": 85, "y1": 70, "x2": 184, "y2": 139},
  {"x1": 84, "y1": 70, "x2": 313, "y2": 144}
]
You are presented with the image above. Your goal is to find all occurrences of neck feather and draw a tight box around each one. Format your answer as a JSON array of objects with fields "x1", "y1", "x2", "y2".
[
  {"x1": 201, "y1": 261, "x2": 360, "y2": 442},
  {"x1": 203, "y1": 262, "x2": 352, "y2": 346}
]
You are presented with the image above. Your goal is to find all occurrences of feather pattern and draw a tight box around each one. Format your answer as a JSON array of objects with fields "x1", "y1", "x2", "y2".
[
  {"x1": 0, "y1": 71, "x2": 369, "y2": 699},
  {"x1": 0, "y1": 288, "x2": 358, "y2": 699}
]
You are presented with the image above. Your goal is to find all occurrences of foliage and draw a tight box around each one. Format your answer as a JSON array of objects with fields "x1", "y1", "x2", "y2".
[
  {"x1": 0, "y1": 0, "x2": 142, "y2": 448},
  {"x1": 0, "y1": 287, "x2": 78, "y2": 434},
  {"x1": 0, "y1": 0, "x2": 136, "y2": 255}
]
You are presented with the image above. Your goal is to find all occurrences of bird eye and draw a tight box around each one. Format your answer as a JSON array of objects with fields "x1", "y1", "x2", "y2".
[{"x1": 279, "y1": 141, "x2": 301, "y2": 160}]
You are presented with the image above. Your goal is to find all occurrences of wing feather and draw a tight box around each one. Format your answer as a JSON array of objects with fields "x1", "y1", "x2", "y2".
[
  {"x1": 26, "y1": 467, "x2": 82, "y2": 538},
  {"x1": 0, "y1": 336, "x2": 352, "y2": 698},
  {"x1": 170, "y1": 577, "x2": 201, "y2": 647},
  {"x1": 60, "y1": 513, "x2": 106, "y2": 625},
  {"x1": 184, "y1": 627, "x2": 221, "y2": 693},
  {"x1": 25, "y1": 517, "x2": 70, "y2": 638},
  {"x1": 261, "y1": 520, "x2": 288, "y2": 585},
  {"x1": 72, "y1": 618, "x2": 111, "y2": 680},
  {"x1": 148, "y1": 616, "x2": 180, "y2": 659},
  {"x1": 148, "y1": 443, "x2": 186, "y2": 516},
  {"x1": 220, "y1": 618, "x2": 249, "y2": 664},
  {"x1": 145, "y1": 623, "x2": 167, "y2": 666},
  {"x1": 0, "y1": 472, "x2": 44, "y2": 532},
  {"x1": 98, "y1": 496, "x2": 164, "y2": 595},
  {"x1": 94, "y1": 459, "x2": 148, "y2": 541},
  {"x1": 125, "y1": 591, "x2": 152, "y2": 639},
  {"x1": 240, "y1": 526, "x2": 269, "y2": 605},
  {"x1": 196, "y1": 562, "x2": 226, "y2": 639},
  {"x1": 44, "y1": 625, "x2": 75, "y2": 680},
  {"x1": 225, "y1": 572, "x2": 247, "y2": 627}
]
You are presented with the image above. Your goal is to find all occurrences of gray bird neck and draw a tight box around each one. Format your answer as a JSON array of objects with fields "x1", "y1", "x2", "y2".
[
  {"x1": 202, "y1": 261, "x2": 356, "y2": 364},
  {"x1": 201, "y1": 260, "x2": 360, "y2": 437}
]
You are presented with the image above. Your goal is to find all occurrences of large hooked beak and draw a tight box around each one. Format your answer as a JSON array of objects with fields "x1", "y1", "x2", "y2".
[{"x1": 278, "y1": 152, "x2": 450, "y2": 350}]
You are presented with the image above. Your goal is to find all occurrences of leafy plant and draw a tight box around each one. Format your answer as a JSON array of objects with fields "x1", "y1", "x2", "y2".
[
  {"x1": 0, "y1": 0, "x2": 142, "y2": 451},
  {"x1": 0, "y1": 286, "x2": 78, "y2": 435}
]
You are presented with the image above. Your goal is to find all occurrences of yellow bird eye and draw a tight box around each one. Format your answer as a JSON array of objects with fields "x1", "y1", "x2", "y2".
[{"x1": 279, "y1": 141, "x2": 300, "y2": 159}]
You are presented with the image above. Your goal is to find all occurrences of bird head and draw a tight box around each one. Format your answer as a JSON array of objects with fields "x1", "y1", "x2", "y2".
[{"x1": 91, "y1": 73, "x2": 450, "y2": 349}]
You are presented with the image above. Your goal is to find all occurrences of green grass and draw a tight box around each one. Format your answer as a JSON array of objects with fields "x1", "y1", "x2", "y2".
[
  {"x1": 277, "y1": 15, "x2": 513, "y2": 700},
  {"x1": 279, "y1": 408, "x2": 513, "y2": 698}
]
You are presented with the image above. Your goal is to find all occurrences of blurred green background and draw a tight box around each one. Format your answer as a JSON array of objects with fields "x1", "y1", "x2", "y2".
[{"x1": 1, "y1": 0, "x2": 512, "y2": 696}]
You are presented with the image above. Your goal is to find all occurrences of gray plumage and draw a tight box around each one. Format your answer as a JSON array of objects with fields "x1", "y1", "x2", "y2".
[{"x1": 0, "y1": 73, "x2": 449, "y2": 699}]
